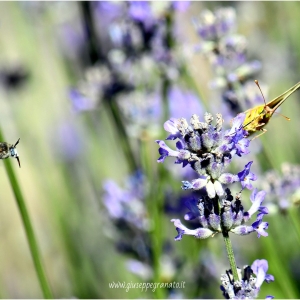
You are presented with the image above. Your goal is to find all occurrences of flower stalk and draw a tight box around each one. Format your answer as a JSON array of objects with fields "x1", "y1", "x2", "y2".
[
  {"x1": 0, "y1": 128, "x2": 53, "y2": 299},
  {"x1": 222, "y1": 230, "x2": 239, "y2": 282}
]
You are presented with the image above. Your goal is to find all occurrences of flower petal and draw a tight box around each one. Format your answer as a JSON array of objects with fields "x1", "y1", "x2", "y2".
[
  {"x1": 247, "y1": 190, "x2": 267, "y2": 217},
  {"x1": 171, "y1": 219, "x2": 215, "y2": 240},
  {"x1": 214, "y1": 180, "x2": 224, "y2": 196},
  {"x1": 156, "y1": 140, "x2": 179, "y2": 163},
  {"x1": 206, "y1": 180, "x2": 216, "y2": 198}
]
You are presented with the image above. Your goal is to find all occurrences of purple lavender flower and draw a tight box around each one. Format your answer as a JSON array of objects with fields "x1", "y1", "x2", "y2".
[
  {"x1": 168, "y1": 86, "x2": 203, "y2": 120},
  {"x1": 95, "y1": 1, "x2": 124, "y2": 22},
  {"x1": 220, "y1": 259, "x2": 274, "y2": 298},
  {"x1": 171, "y1": 1, "x2": 190, "y2": 12},
  {"x1": 102, "y1": 171, "x2": 149, "y2": 230},
  {"x1": 116, "y1": 86, "x2": 203, "y2": 139},
  {"x1": 102, "y1": 170, "x2": 184, "y2": 288},
  {"x1": 237, "y1": 161, "x2": 257, "y2": 190},
  {"x1": 156, "y1": 112, "x2": 270, "y2": 241},
  {"x1": 69, "y1": 88, "x2": 97, "y2": 112},
  {"x1": 194, "y1": 7, "x2": 260, "y2": 84},
  {"x1": 128, "y1": 1, "x2": 155, "y2": 31},
  {"x1": 262, "y1": 163, "x2": 300, "y2": 213},
  {"x1": 126, "y1": 259, "x2": 153, "y2": 280},
  {"x1": 57, "y1": 23, "x2": 86, "y2": 61},
  {"x1": 157, "y1": 113, "x2": 249, "y2": 198},
  {"x1": 172, "y1": 188, "x2": 269, "y2": 240},
  {"x1": 251, "y1": 259, "x2": 274, "y2": 288},
  {"x1": 193, "y1": 8, "x2": 236, "y2": 41},
  {"x1": 171, "y1": 219, "x2": 215, "y2": 240},
  {"x1": 194, "y1": 7, "x2": 263, "y2": 120},
  {"x1": 164, "y1": 118, "x2": 182, "y2": 140},
  {"x1": 52, "y1": 122, "x2": 84, "y2": 161},
  {"x1": 231, "y1": 215, "x2": 269, "y2": 238},
  {"x1": 247, "y1": 189, "x2": 268, "y2": 219}
]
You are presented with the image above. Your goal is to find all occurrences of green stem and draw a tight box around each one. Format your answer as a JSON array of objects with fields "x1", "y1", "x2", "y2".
[
  {"x1": 105, "y1": 100, "x2": 138, "y2": 172},
  {"x1": 162, "y1": 76, "x2": 170, "y2": 125},
  {"x1": 0, "y1": 129, "x2": 53, "y2": 299},
  {"x1": 261, "y1": 232, "x2": 297, "y2": 298},
  {"x1": 288, "y1": 208, "x2": 300, "y2": 246},
  {"x1": 141, "y1": 137, "x2": 165, "y2": 299},
  {"x1": 222, "y1": 231, "x2": 239, "y2": 282}
]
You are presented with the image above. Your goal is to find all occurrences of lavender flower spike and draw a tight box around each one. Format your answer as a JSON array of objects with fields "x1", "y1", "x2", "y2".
[
  {"x1": 156, "y1": 113, "x2": 250, "y2": 198},
  {"x1": 220, "y1": 259, "x2": 274, "y2": 298}
]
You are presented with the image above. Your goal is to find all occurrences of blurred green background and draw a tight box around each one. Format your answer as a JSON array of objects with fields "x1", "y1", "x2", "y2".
[{"x1": 0, "y1": 1, "x2": 300, "y2": 299}]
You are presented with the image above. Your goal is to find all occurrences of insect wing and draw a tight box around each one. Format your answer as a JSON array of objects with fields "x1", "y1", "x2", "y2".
[
  {"x1": 267, "y1": 81, "x2": 300, "y2": 111},
  {"x1": 243, "y1": 105, "x2": 265, "y2": 133}
]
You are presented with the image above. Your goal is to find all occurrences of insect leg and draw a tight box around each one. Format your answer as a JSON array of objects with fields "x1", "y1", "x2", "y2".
[{"x1": 250, "y1": 128, "x2": 267, "y2": 141}]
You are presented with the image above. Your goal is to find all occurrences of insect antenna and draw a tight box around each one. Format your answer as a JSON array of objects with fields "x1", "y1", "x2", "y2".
[
  {"x1": 14, "y1": 138, "x2": 21, "y2": 168},
  {"x1": 14, "y1": 138, "x2": 20, "y2": 147},
  {"x1": 254, "y1": 80, "x2": 267, "y2": 107},
  {"x1": 255, "y1": 79, "x2": 290, "y2": 121}
]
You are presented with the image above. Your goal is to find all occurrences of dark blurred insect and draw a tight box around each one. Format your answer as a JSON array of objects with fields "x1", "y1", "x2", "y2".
[
  {"x1": 0, "y1": 138, "x2": 21, "y2": 168},
  {"x1": 0, "y1": 65, "x2": 29, "y2": 91}
]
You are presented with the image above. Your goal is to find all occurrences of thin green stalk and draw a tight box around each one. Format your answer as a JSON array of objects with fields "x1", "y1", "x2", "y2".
[
  {"x1": 161, "y1": 7, "x2": 173, "y2": 123},
  {"x1": 261, "y1": 233, "x2": 297, "y2": 298},
  {"x1": 255, "y1": 140, "x2": 298, "y2": 297},
  {"x1": 105, "y1": 100, "x2": 138, "y2": 172},
  {"x1": 287, "y1": 208, "x2": 300, "y2": 246},
  {"x1": 141, "y1": 137, "x2": 165, "y2": 299},
  {"x1": 141, "y1": 67, "x2": 171, "y2": 297},
  {"x1": 162, "y1": 76, "x2": 170, "y2": 123},
  {"x1": 222, "y1": 231, "x2": 239, "y2": 282},
  {"x1": 218, "y1": 197, "x2": 238, "y2": 281},
  {"x1": 0, "y1": 129, "x2": 52, "y2": 299},
  {"x1": 143, "y1": 11, "x2": 176, "y2": 293}
]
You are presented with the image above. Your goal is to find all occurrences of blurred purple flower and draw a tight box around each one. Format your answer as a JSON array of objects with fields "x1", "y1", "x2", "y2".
[
  {"x1": 262, "y1": 163, "x2": 300, "y2": 213},
  {"x1": 168, "y1": 86, "x2": 203, "y2": 119},
  {"x1": 172, "y1": 1, "x2": 190, "y2": 12},
  {"x1": 95, "y1": 1, "x2": 124, "y2": 21},
  {"x1": 57, "y1": 23, "x2": 86, "y2": 60},
  {"x1": 129, "y1": 1, "x2": 154, "y2": 25},
  {"x1": 193, "y1": 8, "x2": 236, "y2": 41},
  {"x1": 126, "y1": 259, "x2": 153, "y2": 280},
  {"x1": 55, "y1": 122, "x2": 83, "y2": 161},
  {"x1": 102, "y1": 171, "x2": 149, "y2": 230},
  {"x1": 69, "y1": 88, "x2": 97, "y2": 112}
]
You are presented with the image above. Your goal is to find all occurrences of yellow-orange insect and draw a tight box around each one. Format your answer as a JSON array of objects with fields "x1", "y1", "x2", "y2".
[{"x1": 243, "y1": 80, "x2": 300, "y2": 138}]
